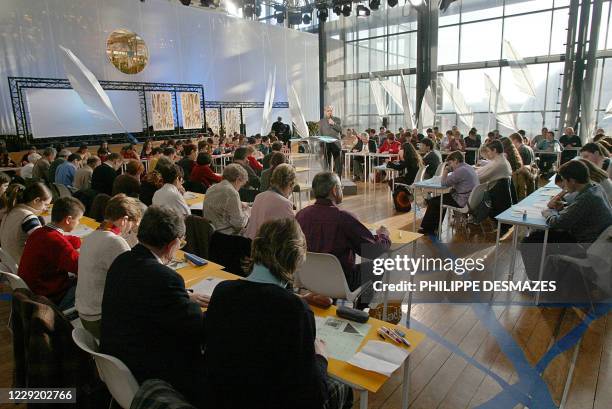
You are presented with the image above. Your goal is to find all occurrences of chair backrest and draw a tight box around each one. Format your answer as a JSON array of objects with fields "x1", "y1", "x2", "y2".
[
  {"x1": 0, "y1": 247, "x2": 19, "y2": 275},
  {"x1": 413, "y1": 166, "x2": 427, "y2": 184},
  {"x1": 53, "y1": 183, "x2": 72, "y2": 198},
  {"x1": 72, "y1": 328, "x2": 139, "y2": 409},
  {"x1": 0, "y1": 270, "x2": 29, "y2": 290},
  {"x1": 468, "y1": 182, "x2": 489, "y2": 211},
  {"x1": 434, "y1": 162, "x2": 444, "y2": 177},
  {"x1": 295, "y1": 252, "x2": 351, "y2": 299},
  {"x1": 586, "y1": 225, "x2": 612, "y2": 283}
]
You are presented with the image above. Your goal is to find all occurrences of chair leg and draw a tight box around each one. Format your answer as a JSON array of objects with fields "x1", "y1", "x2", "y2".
[{"x1": 578, "y1": 266, "x2": 595, "y2": 313}]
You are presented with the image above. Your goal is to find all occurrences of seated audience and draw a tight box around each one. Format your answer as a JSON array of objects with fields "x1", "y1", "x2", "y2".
[
  {"x1": 536, "y1": 131, "x2": 561, "y2": 173},
  {"x1": 91, "y1": 153, "x2": 122, "y2": 196},
  {"x1": 32, "y1": 147, "x2": 56, "y2": 183},
  {"x1": 464, "y1": 129, "x2": 482, "y2": 165},
  {"x1": 122, "y1": 144, "x2": 139, "y2": 160},
  {"x1": 378, "y1": 134, "x2": 401, "y2": 154},
  {"x1": 19, "y1": 145, "x2": 37, "y2": 167},
  {"x1": 0, "y1": 172, "x2": 12, "y2": 223},
  {"x1": 296, "y1": 172, "x2": 390, "y2": 290},
  {"x1": 140, "y1": 170, "x2": 164, "y2": 206},
  {"x1": 510, "y1": 132, "x2": 534, "y2": 166},
  {"x1": 0, "y1": 182, "x2": 52, "y2": 262},
  {"x1": 420, "y1": 138, "x2": 441, "y2": 179},
  {"x1": 152, "y1": 164, "x2": 190, "y2": 217},
  {"x1": 190, "y1": 152, "x2": 222, "y2": 188},
  {"x1": 389, "y1": 141, "x2": 424, "y2": 186},
  {"x1": 579, "y1": 159, "x2": 612, "y2": 204},
  {"x1": 178, "y1": 144, "x2": 198, "y2": 182},
  {"x1": 76, "y1": 194, "x2": 142, "y2": 338},
  {"x1": 0, "y1": 148, "x2": 16, "y2": 168},
  {"x1": 17, "y1": 197, "x2": 84, "y2": 310},
  {"x1": 350, "y1": 133, "x2": 377, "y2": 182},
  {"x1": 476, "y1": 140, "x2": 512, "y2": 184},
  {"x1": 147, "y1": 147, "x2": 163, "y2": 173},
  {"x1": 233, "y1": 147, "x2": 261, "y2": 190},
  {"x1": 155, "y1": 147, "x2": 177, "y2": 172},
  {"x1": 260, "y1": 152, "x2": 286, "y2": 192},
  {"x1": 112, "y1": 160, "x2": 144, "y2": 198},
  {"x1": 447, "y1": 130, "x2": 466, "y2": 151},
  {"x1": 263, "y1": 141, "x2": 284, "y2": 170},
  {"x1": 55, "y1": 153, "x2": 82, "y2": 188},
  {"x1": 419, "y1": 151, "x2": 479, "y2": 234},
  {"x1": 203, "y1": 218, "x2": 353, "y2": 409},
  {"x1": 76, "y1": 144, "x2": 90, "y2": 161},
  {"x1": 531, "y1": 127, "x2": 547, "y2": 148},
  {"x1": 559, "y1": 127, "x2": 581, "y2": 164},
  {"x1": 97, "y1": 141, "x2": 110, "y2": 163},
  {"x1": 500, "y1": 137, "x2": 529, "y2": 200},
  {"x1": 101, "y1": 206, "x2": 207, "y2": 406},
  {"x1": 580, "y1": 142, "x2": 611, "y2": 171},
  {"x1": 48, "y1": 149, "x2": 70, "y2": 183},
  {"x1": 520, "y1": 160, "x2": 612, "y2": 280},
  {"x1": 140, "y1": 140, "x2": 153, "y2": 159},
  {"x1": 202, "y1": 164, "x2": 250, "y2": 234},
  {"x1": 20, "y1": 153, "x2": 41, "y2": 179},
  {"x1": 74, "y1": 156, "x2": 101, "y2": 191},
  {"x1": 245, "y1": 164, "x2": 296, "y2": 240},
  {"x1": 246, "y1": 146, "x2": 264, "y2": 174}
]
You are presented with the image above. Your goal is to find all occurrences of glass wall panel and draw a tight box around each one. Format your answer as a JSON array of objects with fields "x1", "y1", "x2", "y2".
[
  {"x1": 460, "y1": 20, "x2": 502, "y2": 63},
  {"x1": 503, "y1": 12, "x2": 552, "y2": 57},
  {"x1": 438, "y1": 26, "x2": 460, "y2": 65}
]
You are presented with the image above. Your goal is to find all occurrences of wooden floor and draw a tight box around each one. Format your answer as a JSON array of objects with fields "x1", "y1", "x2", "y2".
[{"x1": 1, "y1": 161, "x2": 611, "y2": 409}]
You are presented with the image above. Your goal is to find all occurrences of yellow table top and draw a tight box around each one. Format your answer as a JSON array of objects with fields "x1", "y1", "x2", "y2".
[
  {"x1": 365, "y1": 224, "x2": 423, "y2": 245},
  {"x1": 177, "y1": 268, "x2": 425, "y2": 393},
  {"x1": 174, "y1": 250, "x2": 226, "y2": 287},
  {"x1": 294, "y1": 167, "x2": 310, "y2": 173},
  {"x1": 184, "y1": 192, "x2": 205, "y2": 207},
  {"x1": 80, "y1": 216, "x2": 101, "y2": 230}
]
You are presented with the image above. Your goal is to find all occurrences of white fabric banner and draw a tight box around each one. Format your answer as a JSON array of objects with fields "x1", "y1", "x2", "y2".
[
  {"x1": 419, "y1": 86, "x2": 435, "y2": 130},
  {"x1": 503, "y1": 40, "x2": 537, "y2": 98},
  {"x1": 484, "y1": 73, "x2": 517, "y2": 131},
  {"x1": 288, "y1": 84, "x2": 309, "y2": 138},
  {"x1": 370, "y1": 75, "x2": 388, "y2": 119},
  {"x1": 261, "y1": 66, "x2": 277, "y2": 135},
  {"x1": 438, "y1": 76, "x2": 474, "y2": 129},
  {"x1": 400, "y1": 73, "x2": 416, "y2": 130}
]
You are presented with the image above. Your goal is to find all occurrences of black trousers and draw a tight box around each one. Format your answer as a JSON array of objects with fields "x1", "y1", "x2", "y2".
[
  {"x1": 421, "y1": 194, "x2": 460, "y2": 232},
  {"x1": 324, "y1": 142, "x2": 343, "y2": 175},
  {"x1": 519, "y1": 230, "x2": 581, "y2": 281}
]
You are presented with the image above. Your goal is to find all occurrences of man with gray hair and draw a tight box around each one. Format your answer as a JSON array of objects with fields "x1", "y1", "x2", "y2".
[
  {"x1": 296, "y1": 172, "x2": 391, "y2": 292},
  {"x1": 48, "y1": 148, "x2": 71, "y2": 184},
  {"x1": 318, "y1": 105, "x2": 343, "y2": 175},
  {"x1": 101, "y1": 205, "x2": 207, "y2": 407},
  {"x1": 32, "y1": 147, "x2": 56, "y2": 183}
]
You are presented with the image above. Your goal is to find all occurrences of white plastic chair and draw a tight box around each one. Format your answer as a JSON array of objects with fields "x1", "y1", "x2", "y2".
[
  {"x1": 434, "y1": 162, "x2": 445, "y2": 177},
  {"x1": 441, "y1": 182, "x2": 489, "y2": 234},
  {"x1": 295, "y1": 252, "x2": 371, "y2": 305},
  {"x1": 0, "y1": 270, "x2": 29, "y2": 290},
  {"x1": 72, "y1": 328, "x2": 139, "y2": 409},
  {"x1": 547, "y1": 226, "x2": 612, "y2": 309},
  {"x1": 0, "y1": 247, "x2": 19, "y2": 275}
]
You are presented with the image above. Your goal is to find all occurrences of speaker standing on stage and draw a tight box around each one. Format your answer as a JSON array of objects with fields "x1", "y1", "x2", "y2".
[
  {"x1": 318, "y1": 105, "x2": 343, "y2": 175},
  {"x1": 271, "y1": 117, "x2": 290, "y2": 145}
]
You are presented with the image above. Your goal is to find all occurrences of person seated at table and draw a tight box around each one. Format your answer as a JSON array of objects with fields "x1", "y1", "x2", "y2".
[
  {"x1": 178, "y1": 144, "x2": 198, "y2": 183},
  {"x1": 476, "y1": 140, "x2": 512, "y2": 184},
  {"x1": 113, "y1": 160, "x2": 144, "y2": 198},
  {"x1": 520, "y1": 160, "x2": 612, "y2": 281},
  {"x1": 92, "y1": 153, "x2": 122, "y2": 196},
  {"x1": 245, "y1": 164, "x2": 296, "y2": 240},
  {"x1": 0, "y1": 182, "x2": 52, "y2": 262},
  {"x1": 378, "y1": 133, "x2": 401, "y2": 154},
  {"x1": 580, "y1": 142, "x2": 611, "y2": 172},
  {"x1": 19, "y1": 145, "x2": 37, "y2": 167},
  {"x1": 17, "y1": 197, "x2": 84, "y2": 310},
  {"x1": 233, "y1": 147, "x2": 261, "y2": 190},
  {"x1": 76, "y1": 144, "x2": 90, "y2": 162},
  {"x1": 510, "y1": 133, "x2": 534, "y2": 167},
  {"x1": 203, "y1": 218, "x2": 353, "y2": 409},
  {"x1": 121, "y1": 144, "x2": 139, "y2": 161},
  {"x1": 74, "y1": 156, "x2": 100, "y2": 191},
  {"x1": 464, "y1": 129, "x2": 482, "y2": 165},
  {"x1": 202, "y1": 164, "x2": 250, "y2": 234},
  {"x1": 419, "y1": 138, "x2": 441, "y2": 180},
  {"x1": 31, "y1": 147, "x2": 56, "y2": 184},
  {"x1": 559, "y1": 127, "x2": 581, "y2": 164},
  {"x1": 531, "y1": 127, "x2": 547, "y2": 148},
  {"x1": 578, "y1": 159, "x2": 612, "y2": 204},
  {"x1": 101, "y1": 205, "x2": 207, "y2": 407},
  {"x1": 76, "y1": 194, "x2": 142, "y2": 338},
  {"x1": 20, "y1": 152, "x2": 41, "y2": 180},
  {"x1": 419, "y1": 151, "x2": 479, "y2": 235},
  {"x1": 263, "y1": 141, "x2": 284, "y2": 170},
  {"x1": 140, "y1": 140, "x2": 153, "y2": 160},
  {"x1": 246, "y1": 146, "x2": 264, "y2": 174},
  {"x1": 447, "y1": 130, "x2": 466, "y2": 152},
  {"x1": 54, "y1": 153, "x2": 81, "y2": 189},
  {"x1": 536, "y1": 131, "x2": 561, "y2": 174},
  {"x1": 500, "y1": 137, "x2": 531, "y2": 200},
  {"x1": 0, "y1": 147, "x2": 16, "y2": 168},
  {"x1": 296, "y1": 172, "x2": 390, "y2": 291},
  {"x1": 190, "y1": 152, "x2": 222, "y2": 189},
  {"x1": 154, "y1": 147, "x2": 178, "y2": 172},
  {"x1": 350, "y1": 132, "x2": 377, "y2": 182},
  {"x1": 152, "y1": 164, "x2": 190, "y2": 217},
  {"x1": 387, "y1": 141, "x2": 424, "y2": 186},
  {"x1": 260, "y1": 152, "x2": 286, "y2": 192}
]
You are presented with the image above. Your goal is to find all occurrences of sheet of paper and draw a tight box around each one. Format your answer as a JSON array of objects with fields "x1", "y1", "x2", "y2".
[
  {"x1": 348, "y1": 340, "x2": 409, "y2": 376},
  {"x1": 184, "y1": 192, "x2": 198, "y2": 200},
  {"x1": 191, "y1": 277, "x2": 225, "y2": 297},
  {"x1": 315, "y1": 316, "x2": 370, "y2": 362},
  {"x1": 166, "y1": 259, "x2": 189, "y2": 270},
  {"x1": 71, "y1": 225, "x2": 94, "y2": 238}
]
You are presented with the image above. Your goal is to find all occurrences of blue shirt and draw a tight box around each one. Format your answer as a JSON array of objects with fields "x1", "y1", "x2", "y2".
[
  {"x1": 55, "y1": 161, "x2": 77, "y2": 187},
  {"x1": 246, "y1": 263, "x2": 286, "y2": 288}
]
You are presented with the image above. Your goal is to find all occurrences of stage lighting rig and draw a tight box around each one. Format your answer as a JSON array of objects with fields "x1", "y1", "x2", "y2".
[
  {"x1": 356, "y1": 4, "x2": 370, "y2": 16},
  {"x1": 369, "y1": 0, "x2": 380, "y2": 10}
]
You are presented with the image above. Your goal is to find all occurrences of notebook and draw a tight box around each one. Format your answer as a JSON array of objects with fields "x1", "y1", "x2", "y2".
[
  {"x1": 191, "y1": 277, "x2": 225, "y2": 297},
  {"x1": 348, "y1": 340, "x2": 409, "y2": 376}
]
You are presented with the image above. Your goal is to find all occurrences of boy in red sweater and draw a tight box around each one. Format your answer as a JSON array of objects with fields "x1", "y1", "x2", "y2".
[
  {"x1": 18, "y1": 196, "x2": 85, "y2": 310},
  {"x1": 378, "y1": 134, "x2": 401, "y2": 154}
]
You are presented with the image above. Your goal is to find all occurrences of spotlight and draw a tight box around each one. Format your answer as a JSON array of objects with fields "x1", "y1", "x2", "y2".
[
  {"x1": 369, "y1": 0, "x2": 380, "y2": 10},
  {"x1": 356, "y1": 4, "x2": 370, "y2": 16},
  {"x1": 275, "y1": 12, "x2": 285, "y2": 24},
  {"x1": 342, "y1": 3, "x2": 351, "y2": 16},
  {"x1": 302, "y1": 13, "x2": 312, "y2": 24},
  {"x1": 180, "y1": 0, "x2": 191, "y2": 5},
  {"x1": 332, "y1": 5, "x2": 342, "y2": 15},
  {"x1": 317, "y1": 7, "x2": 328, "y2": 22},
  {"x1": 388, "y1": 0, "x2": 398, "y2": 7}
]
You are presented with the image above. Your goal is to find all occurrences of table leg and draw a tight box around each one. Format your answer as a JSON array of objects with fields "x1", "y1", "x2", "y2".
[
  {"x1": 491, "y1": 220, "x2": 502, "y2": 303},
  {"x1": 401, "y1": 357, "x2": 410, "y2": 409},
  {"x1": 508, "y1": 225, "x2": 519, "y2": 281},
  {"x1": 382, "y1": 269, "x2": 390, "y2": 322},
  {"x1": 437, "y1": 191, "x2": 444, "y2": 240},
  {"x1": 535, "y1": 228, "x2": 549, "y2": 305},
  {"x1": 413, "y1": 188, "x2": 418, "y2": 233},
  {"x1": 360, "y1": 390, "x2": 368, "y2": 409}
]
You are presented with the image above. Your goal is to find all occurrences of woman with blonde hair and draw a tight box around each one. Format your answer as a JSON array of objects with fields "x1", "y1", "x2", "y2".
[
  {"x1": 501, "y1": 136, "x2": 530, "y2": 200},
  {"x1": 203, "y1": 218, "x2": 353, "y2": 409}
]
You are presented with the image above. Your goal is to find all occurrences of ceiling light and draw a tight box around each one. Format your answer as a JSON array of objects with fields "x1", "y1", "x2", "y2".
[
  {"x1": 356, "y1": 4, "x2": 371, "y2": 16},
  {"x1": 369, "y1": 0, "x2": 380, "y2": 10},
  {"x1": 317, "y1": 7, "x2": 329, "y2": 22},
  {"x1": 388, "y1": 0, "x2": 398, "y2": 7},
  {"x1": 180, "y1": 0, "x2": 191, "y2": 5},
  {"x1": 302, "y1": 13, "x2": 312, "y2": 24}
]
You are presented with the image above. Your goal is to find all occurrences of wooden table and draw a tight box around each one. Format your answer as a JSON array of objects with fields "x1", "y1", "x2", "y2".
[
  {"x1": 184, "y1": 191, "x2": 205, "y2": 211},
  {"x1": 177, "y1": 267, "x2": 425, "y2": 409}
]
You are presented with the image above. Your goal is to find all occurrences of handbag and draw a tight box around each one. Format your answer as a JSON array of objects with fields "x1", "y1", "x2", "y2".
[{"x1": 392, "y1": 185, "x2": 413, "y2": 212}]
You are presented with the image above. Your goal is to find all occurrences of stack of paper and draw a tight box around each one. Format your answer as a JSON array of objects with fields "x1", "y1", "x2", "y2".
[
  {"x1": 71, "y1": 225, "x2": 95, "y2": 238},
  {"x1": 348, "y1": 340, "x2": 409, "y2": 376},
  {"x1": 191, "y1": 277, "x2": 225, "y2": 297},
  {"x1": 315, "y1": 316, "x2": 370, "y2": 362}
]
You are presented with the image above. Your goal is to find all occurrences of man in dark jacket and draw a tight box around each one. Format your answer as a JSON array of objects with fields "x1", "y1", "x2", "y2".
[
  {"x1": 91, "y1": 153, "x2": 122, "y2": 195},
  {"x1": 419, "y1": 138, "x2": 441, "y2": 179},
  {"x1": 100, "y1": 206, "x2": 207, "y2": 407}
]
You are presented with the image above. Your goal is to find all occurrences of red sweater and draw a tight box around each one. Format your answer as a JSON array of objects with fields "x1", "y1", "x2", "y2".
[
  {"x1": 190, "y1": 164, "x2": 222, "y2": 187},
  {"x1": 247, "y1": 156, "x2": 263, "y2": 172},
  {"x1": 18, "y1": 226, "x2": 81, "y2": 302},
  {"x1": 379, "y1": 140, "x2": 401, "y2": 154}
]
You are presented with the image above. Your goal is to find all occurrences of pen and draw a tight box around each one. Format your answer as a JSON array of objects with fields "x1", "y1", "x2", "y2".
[
  {"x1": 392, "y1": 329, "x2": 411, "y2": 346},
  {"x1": 380, "y1": 327, "x2": 403, "y2": 345}
]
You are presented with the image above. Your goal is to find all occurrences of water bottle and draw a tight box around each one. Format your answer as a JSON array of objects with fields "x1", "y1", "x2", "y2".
[{"x1": 522, "y1": 210, "x2": 527, "y2": 221}]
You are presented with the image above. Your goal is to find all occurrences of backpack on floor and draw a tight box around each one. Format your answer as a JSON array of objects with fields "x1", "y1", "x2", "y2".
[{"x1": 392, "y1": 185, "x2": 413, "y2": 212}]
